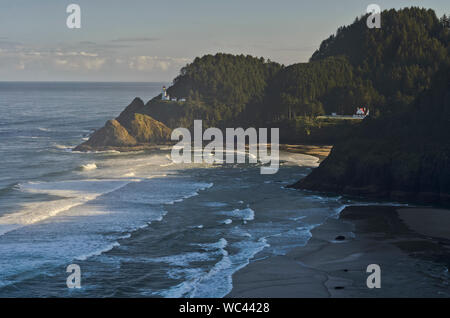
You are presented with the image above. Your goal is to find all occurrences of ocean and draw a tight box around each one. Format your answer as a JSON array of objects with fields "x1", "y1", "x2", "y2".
[{"x1": 0, "y1": 82, "x2": 346, "y2": 297}]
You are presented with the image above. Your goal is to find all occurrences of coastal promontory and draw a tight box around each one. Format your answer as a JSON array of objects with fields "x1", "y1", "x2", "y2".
[{"x1": 74, "y1": 98, "x2": 172, "y2": 152}]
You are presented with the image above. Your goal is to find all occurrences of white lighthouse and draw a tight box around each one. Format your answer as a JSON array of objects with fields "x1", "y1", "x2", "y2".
[{"x1": 161, "y1": 86, "x2": 170, "y2": 101}]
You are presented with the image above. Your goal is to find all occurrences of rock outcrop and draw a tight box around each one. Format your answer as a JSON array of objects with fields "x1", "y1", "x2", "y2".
[
  {"x1": 121, "y1": 113, "x2": 172, "y2": 144},
  {"x1": 74, "y1": 98, "x2": 172, "y2": 152},
  {"x1": 291, "y1": 140, "x2": 450, "y2": 205}
]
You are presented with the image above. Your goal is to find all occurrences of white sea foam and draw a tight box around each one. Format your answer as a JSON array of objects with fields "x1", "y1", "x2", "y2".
[
  {"x1": 75, "y1": 242, "x2": 121, "y2": 261},
  {"x1": 279, "y1": 152, "x2": 320, "y2": 167},
  {"x1": 156, "y1": 239, "x2": 230, "y2": 298},
  {"x1": 264, "y1": 224, "x2": 318, "y2": 255},
  {"x1": 80, "y1": 163, "x2": 97, "y2": 171},
  {"x1": 195, "y1": 238, "x2": 228, "y2": 251},
  {"x1": 177, "y1": 238, "x2": 268, "y2": 298},
  {"x1": 152, "y1": 236, "x2": 270, "y2": 298},
  {"x1": 37, "y1": 127, "x2": 51, "y2": 132},
  {"x1": 189, "y1": 224, "x2": 204, "y2": 229},
  {"x1": 147, "y1": 252, "x2": 215, "y2": 267},
  {"x1": 218, "y1": 207, "x2": 255, "y2": 222},
  {"x1": 166, "y1": 182, "x2": 213, "y2": 205},
  {"x1": 54, "y1": 144, "x2": 73, "y2": 150},
  {"x1": 289, "y1": 215, "x2": 307, "y2": 221}
]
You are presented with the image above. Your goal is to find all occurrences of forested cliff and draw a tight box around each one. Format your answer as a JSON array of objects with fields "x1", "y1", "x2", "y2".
[{"x1": 289, "y1": 8, "x2": 450, "y2": 205}]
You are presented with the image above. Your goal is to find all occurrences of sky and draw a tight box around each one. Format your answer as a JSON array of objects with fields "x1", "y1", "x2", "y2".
[{"x1": 0, "y1": 0, "x2": 448, "y2": 82}]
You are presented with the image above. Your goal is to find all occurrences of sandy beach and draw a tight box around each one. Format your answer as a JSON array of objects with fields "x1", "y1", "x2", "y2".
[
  {"x1": 227, "y1": 205, "x2": 450, "y2": 298},
  {"x1": 279, "y1": 144, "x2": 333, "y2": 162}
]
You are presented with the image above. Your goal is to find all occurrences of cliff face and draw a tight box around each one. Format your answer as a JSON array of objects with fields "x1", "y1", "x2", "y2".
[
  {"x1": 293, "y1": 139, "x2": 450, "y2": 204},
  {"x1": 74, "y1": 119, "x2": 137, "y2": 151},
  {"x1": 123, "y1": 113, "x2": 172, "y2": 143},
  {"x1": 74, "y1": 98, "x2": 172, "y2": 152}
]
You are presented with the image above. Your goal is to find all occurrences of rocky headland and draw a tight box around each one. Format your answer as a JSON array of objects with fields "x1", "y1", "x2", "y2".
[{"x1": 74, "y1": 98, "x2": 173, "y2": 152}]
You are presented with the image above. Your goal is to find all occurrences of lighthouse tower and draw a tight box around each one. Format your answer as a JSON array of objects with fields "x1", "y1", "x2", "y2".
[{"x1": 161, "y1": 86, "x2": 170, "y2": 101}]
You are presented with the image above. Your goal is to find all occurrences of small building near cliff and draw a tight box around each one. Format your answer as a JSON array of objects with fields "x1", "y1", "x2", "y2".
[{"x1": 353, "y1": 107, "x2": 369, "y2": 118}]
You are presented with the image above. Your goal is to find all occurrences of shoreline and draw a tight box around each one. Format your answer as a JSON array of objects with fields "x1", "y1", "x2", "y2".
[
  {"x1": 279, "y1": 144, "x2": 332, "y2": 162},
  {"x1": 227, "y1": 205, "x2": 450, "y2": 298},
  {"x1": 73, "y1": 143, "x2": 333, "y2": 157}
]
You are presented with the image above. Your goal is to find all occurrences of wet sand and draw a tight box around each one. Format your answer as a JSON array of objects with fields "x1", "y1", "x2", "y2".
[{"x1": 227, "y1": 205, "x2": 450, "y2": 298}]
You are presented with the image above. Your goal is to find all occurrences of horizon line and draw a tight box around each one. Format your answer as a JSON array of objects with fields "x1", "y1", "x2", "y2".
[{"x1": 0, "y1": 80, "x2": 172, "y2": 83}]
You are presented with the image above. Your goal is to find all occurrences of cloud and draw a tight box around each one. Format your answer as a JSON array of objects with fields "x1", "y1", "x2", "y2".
[
  {"x1": 55, "y1": 51, "x2": 99, "y2": 57},
  {"x1": 52, "y1": 56, "x2": 105, "y2": 71},
  {"x1": 83, "y1": 58, "x2": 106, "y2": 70},
  {"x1": 78, "y1": 41, "x2": 97, "y2": 46},
  {"x1": 78, "y1": 41, "x2": 130, "y2": 50},
  {"x1": 0, "y1": 42, "x2": 192, "y2": 80},
  {"x1": 16, "y1": 61, "x2": 25, "y2": 70},
  {"x1": 128, "y1": 56, "x2": 190, "y2": 72},
  {"x1": 111, "y1": 37, "x2": 160, "y2": 43}
]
